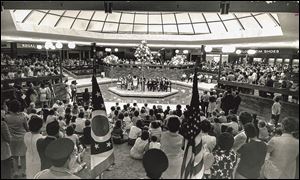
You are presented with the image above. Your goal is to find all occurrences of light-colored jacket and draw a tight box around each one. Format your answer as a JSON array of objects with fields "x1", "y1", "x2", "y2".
[{"x1": 267, "y1": 133, "x2": 299, "y2": 179}]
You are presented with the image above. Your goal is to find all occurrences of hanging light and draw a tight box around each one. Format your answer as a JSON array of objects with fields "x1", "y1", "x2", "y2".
[
  {"x1": 37, "y1": 45, "x2": 42, "y2": 50},
  {"x1": 55, "y1": 42, "x2": 63, "y2": 49},
  {"x1": 222, "y1": 46, "x2": 236, "y2": 53},
  {"x1": 235, "y1": 49, "x2": 242, "y2": 54},
  {"x1": 105, "y1": 48, "x2": 111, "y2": 52},
  {"x1": 247, "y1": 49, "x2": 257, "y2": 55},
  {"x1": 68, "y1": 42, "x2": 76, "y2": 49},
  {"x1": 175, "y1": 49, "x2": 180, "y2": 54},
  {"x1": 114, "y1": 48, "x2": 118, "y2": 52},
  {"x1": 205, "y1": 46, "x2": 213, "y2": 52},
  {"x1": 45, "y1": 41, "x2": 53, "y2": 49},
  {"x1": 45, "y1": 46, "x2": 49, "y2": 50},
  {"x1": 50, "y1": 45, "x2": 56, "y2": 50},
  {"x1": 183, "y1": 50, "x2": 189, "y2": 54}
]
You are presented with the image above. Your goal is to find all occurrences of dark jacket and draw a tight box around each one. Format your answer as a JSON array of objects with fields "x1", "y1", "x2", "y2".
[{"x1": 37, "y1": 136, "x2": 56, "y2": 170}]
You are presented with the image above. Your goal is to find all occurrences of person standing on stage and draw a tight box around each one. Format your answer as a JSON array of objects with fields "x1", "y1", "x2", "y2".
[{"x1": 70, "y1": 80, "x2": 77, "y2": 103}]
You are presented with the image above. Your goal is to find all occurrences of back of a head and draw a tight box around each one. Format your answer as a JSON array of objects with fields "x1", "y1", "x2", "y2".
[
  {"x1": 151, "y1": 136, "x2": 158, "y2": 142},
  {"x1": 136, "y1": 120, "x2": 143, "y2": 129},
  {"x1": 217, "y1": 132, "x2": 234, "y2": 151},
  {"x1": 143, "y1": 149, "x2": 168, "y2": 179},
  {"x1": 115, "y1": 120, "x2": 122, "y2": 129},
  {"x1": 141, "y1": 130, "x2": 150, "y2": 141},
  {"x1": 46, "y1": 120, "x2": 59, "y2": 136},
  {"x1": 239, "y1": 111, "x2": 253, "y2": 126},
  {"x1": 244, "y1": 123, "x2": 257, "y2": 138},
  {"x1": 134, "y1": 110, "x2": 139, "y2": 117},
  {"x1": 9, "y1": 99, "x2": 21, "y2": 113},
  {"x1": 151, "y1": 121, "x2": 159, "y2": 129},
  {"x1": 282, "y1": 117, "x2": 298, "y2": 134},
  {"x1": 29, "y1": 115, "x2": 43, "y2": 133},
  {"x1": 85, "y1": 119, "x2": 91, "y2": 126},
  {"x1": 167, "y1": 116, "x2": 181, "y2": 133},
  {"x1": 66, "y1": 125, "x2": 74, "y2": 136},
  {"x1": 200, "y1": 120, "x2": 212, "y2": 133}
]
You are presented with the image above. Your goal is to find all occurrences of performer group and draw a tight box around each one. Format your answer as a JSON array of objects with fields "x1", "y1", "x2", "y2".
[{"x1": 118, "y1": 74, "x2": 172, "y2": 92}]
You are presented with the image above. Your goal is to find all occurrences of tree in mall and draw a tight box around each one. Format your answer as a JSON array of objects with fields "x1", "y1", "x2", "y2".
[
  {"x1": 134, "y1": 40, "x2": 152, "y2": 91},
  {"x1": 134, "y1": 40, "x2": 152, "y2": 63}
]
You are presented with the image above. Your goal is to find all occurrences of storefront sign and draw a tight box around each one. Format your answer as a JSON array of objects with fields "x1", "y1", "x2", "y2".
[
  {"x1": 17, "y1": 43, "x2": 36, "y2": 49},
  {"x1": 257, "y1": 49, "x2": 280, "y2": 54},
  {"x1": 1, "y1": 43, "x2": 11, "y2": 48}
]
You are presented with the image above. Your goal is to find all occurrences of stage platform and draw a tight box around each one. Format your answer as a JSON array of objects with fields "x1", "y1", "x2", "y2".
[
  {"x1": 75, "y1": 77, "x2": 118, "y2": 88},
  {"x1": 171, "y1": 80, "x2": 217, "y2": 92},
  {"x1": 108, "y1": 87, "x2": 179, "y2": 98}
]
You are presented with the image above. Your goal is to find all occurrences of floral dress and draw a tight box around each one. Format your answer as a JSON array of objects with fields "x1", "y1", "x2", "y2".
[{"x1": 210, "y1": 148, "x2": 237, "y2": 179}]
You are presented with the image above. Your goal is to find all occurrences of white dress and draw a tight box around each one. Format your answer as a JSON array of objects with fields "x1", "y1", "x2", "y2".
[
  {"x1": 24, "y1": 132, "x2": 44, "y2": 179},
  {"x1": 39, "y1": 88, "x2": 47, "y2": 102}
]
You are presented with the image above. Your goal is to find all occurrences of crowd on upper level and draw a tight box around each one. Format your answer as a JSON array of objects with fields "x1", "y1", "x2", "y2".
[{"x1": 1, "y1": 54, "x2": 61, "y2": 80}]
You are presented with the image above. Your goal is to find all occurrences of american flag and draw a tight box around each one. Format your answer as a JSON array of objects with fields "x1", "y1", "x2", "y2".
[
  {"x1": 180, "y1": 62, "x2": 204, "y2": 179},
  {"x1": 90, "y1": 75, "x2": 114, "y2": 178}
]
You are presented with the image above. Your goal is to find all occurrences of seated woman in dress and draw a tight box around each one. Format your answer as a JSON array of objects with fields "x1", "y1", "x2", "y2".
[{"x1": 130, "y1": 131, "x2": 150, "y2": 160}]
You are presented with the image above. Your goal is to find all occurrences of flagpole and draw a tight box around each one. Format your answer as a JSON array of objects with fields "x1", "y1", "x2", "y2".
[{"x1": 92, "y1": 42, "x2": 96, "y2": 77}]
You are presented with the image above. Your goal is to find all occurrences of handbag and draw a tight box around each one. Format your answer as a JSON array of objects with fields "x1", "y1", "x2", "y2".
[{"x1": 261, "y1": 159, "x2": 281, "y2": 179}]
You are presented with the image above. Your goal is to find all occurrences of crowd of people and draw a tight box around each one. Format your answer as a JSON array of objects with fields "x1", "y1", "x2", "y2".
[
  {"x1": 107, "y1": 98, "x2": 298, "y2": 179},
  {"x1": 1, "y1": 96, "x2": 92, "y2": 179},
  {"x1": 1, "y1": 54, "x2": 61, "y2": 80},
  {"x1": 219, "y1": 63, "x2": 299, "y2": 103},
  {"x1": 118, "y1": 75, "x2": 172, "y2": 92},
  {"x1": 1, "y1": 82, "x2": 299, "y2": 179}
]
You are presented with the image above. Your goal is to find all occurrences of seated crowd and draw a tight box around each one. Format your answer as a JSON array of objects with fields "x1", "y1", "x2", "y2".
[
  {"x1": 1, "y1": 82, "x2": 298, "y2": 179},
  {"x1": 107, "y1": 99, "x2": 298, "y2": 179}
]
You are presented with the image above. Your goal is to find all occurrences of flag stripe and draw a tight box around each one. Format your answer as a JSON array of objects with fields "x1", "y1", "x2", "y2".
[
  {"x1": 91, "y1": 149, "x2": 114, "y2": 178},
  {"x1": 194, "y1": 139, "x2": 203, "y2": 155},
  {"x1": 193, "y1": 158, "x2": 204, "y2": 176},
  {"x1": 181, "y1": 143, "x2": 190, "y2": 178}
]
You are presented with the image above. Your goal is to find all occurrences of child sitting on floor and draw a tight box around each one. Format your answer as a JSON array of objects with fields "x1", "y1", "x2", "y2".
[
  {"x1": 149, "y1": 136, "x2": 161, "y2": 150},
  {"x1": 258, "y1": 120, "x2": 270, "y2": 141}
]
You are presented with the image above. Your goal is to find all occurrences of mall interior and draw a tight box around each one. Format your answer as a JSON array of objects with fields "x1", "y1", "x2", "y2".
[{"x1": 1, "y1": 1, "x2": 299, "y2": 179}]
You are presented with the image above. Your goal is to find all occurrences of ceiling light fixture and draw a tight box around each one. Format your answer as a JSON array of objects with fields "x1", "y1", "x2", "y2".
[
  {"x1": 68, "y1": 42, "x2": 76, "y2": 49},
  {"x1": 205, "y1": 46, "x2": 213, "y2": 52},
  {"x1": 175, "y1": 49, "x2": 180, "y2": 54},
  {"x1": 37, "y1": 45, "x2": 42, "y2": 50},
  {"x1": 235, "y1": 49, "x2": 242, "y2": 54},
  {"x1": 104, "y1": 1, "x2": 113, "y2": 13},
  {"x1": 55, "y1": 42, "x2": 63, "y2": 49},
  {"x1": 247, "y1": 49, "x2": 257, "y2": 55},
  {"x1": 222, "y1": 46, "x2": 236, "y2": 53},
  {"x1": 220, "y1": 1, "x2": 230, "y2": 15}
]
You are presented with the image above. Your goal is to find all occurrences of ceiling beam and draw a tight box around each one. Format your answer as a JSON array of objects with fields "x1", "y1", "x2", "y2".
[{"x1": 2, "y1": 1, "x2": 299, "y2": 13}]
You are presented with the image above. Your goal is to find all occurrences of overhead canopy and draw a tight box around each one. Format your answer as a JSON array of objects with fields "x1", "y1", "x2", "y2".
[
  {"x1": 12, "y1": 10, "x2": 281, "y2": 35},
  {"x1": 1, "y1": 1, "x2": 299, "y2": 48},
  {"x1": 2, "y1": 1, "x2": 299, "y2": 13}
]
